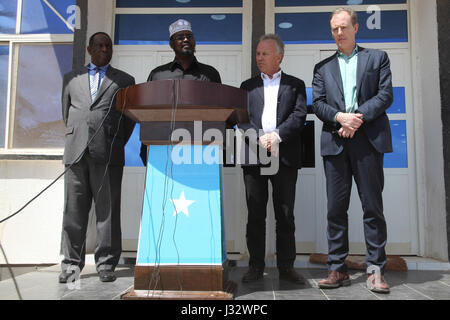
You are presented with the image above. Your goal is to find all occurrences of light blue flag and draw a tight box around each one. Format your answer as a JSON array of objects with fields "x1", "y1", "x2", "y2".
[{"x1": 136, "y1": 145, "x2": 226, "y2": 266}]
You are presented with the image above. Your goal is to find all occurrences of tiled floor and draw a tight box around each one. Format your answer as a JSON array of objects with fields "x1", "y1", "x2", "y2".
[{"x1": 0, "y1": 264, "x2": 449, "y2": 300}]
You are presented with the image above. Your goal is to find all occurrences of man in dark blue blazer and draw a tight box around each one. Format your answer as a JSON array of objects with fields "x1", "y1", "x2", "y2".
[
  {"x1": 312, "y1": 8, "x2": 393, "y2": 293},
  {"x1": 238, "y1": 34, "x2": 307, "y2": 284}
]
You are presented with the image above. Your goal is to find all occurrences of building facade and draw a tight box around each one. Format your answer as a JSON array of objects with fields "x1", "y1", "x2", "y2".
[{"x1": 0, "y1": 0, "x2": 448, "y2": 264}]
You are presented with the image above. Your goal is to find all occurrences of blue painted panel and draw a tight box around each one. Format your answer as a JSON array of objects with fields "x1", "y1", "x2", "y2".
[
  {"x1": 117, "y1": 0, "x2": 242, "y2": 7},
  {"x1": 0, "y1": 45, "x2": 8, "y2": 148},
  {"x1": 387, "y1": 87, "x2": 406, "y2": 114},
  {"x1": 276, "y1": 11, "x2": 408, "y2": 43},
  {"x1": 137, "y1": 145, "x2": 226, "y2": 265},
  {"x1": 125, "y1": 124, "x2": 143, "y2": 167},
  {"x1": 115, "y1": 14, "x2": 242, "y2": 45},
  {"x1": 0, "y1": 0, "x2": 17, "y2": 34},
  {"x1": 276, "y1": 0, "x2": 406, "y2": 6},
  {"x1": 21, "y1": 0, "x2": 75, "y2": 34},
  {"x1": 384, "y1": 120, "x2": 407, "y2": 168}
]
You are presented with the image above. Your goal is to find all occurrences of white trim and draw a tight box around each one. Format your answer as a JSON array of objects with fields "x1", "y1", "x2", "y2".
[
  {"x1": 266, "y1": 0, "x2": 275, "y2": 33},
  {"x1": 274, "y1": 4, "x2": 408, "y2": 13},
  {"x1": 0, "y1": 149, "x2": 63, "y2": 156},
  {"x1": 242, "y1": 0, "x2": 252, "y2": 80},
  {"x1": 15, "y1": 0, "x2": 22, "y2": 34},
  {"x1": 0, "y1": 34, "x2": 74, "y2": 42},
  {"x1": 4, "y1": 42, "x2": 13, "y2": 149}
]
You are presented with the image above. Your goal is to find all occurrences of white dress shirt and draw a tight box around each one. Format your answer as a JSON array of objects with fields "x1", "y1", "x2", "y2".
[{"x1": 261, "y1": 70, "x2": 282, "y2": 141}]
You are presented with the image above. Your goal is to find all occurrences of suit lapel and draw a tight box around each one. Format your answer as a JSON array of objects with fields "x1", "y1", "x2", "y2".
[
  {"x1": 277, "y1": 72, "x2": 287, "y2": 99},
  {"x1": 255, "y1": 76, "x2": 264, "y2": 103},
  {"x1": 356, "y1": 46, "x2": 369, "y2": 97},
  {"x1": 79, "y1": 66, "x2": 92, "y2": 105},
  {"x1": 330, "y1": 53, "x2": 344, "y2": 97}
]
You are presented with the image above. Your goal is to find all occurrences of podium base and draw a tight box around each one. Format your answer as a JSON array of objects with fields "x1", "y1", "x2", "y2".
[{"x1": 121, "y1": 281, "x2": 236, "y2": 300}]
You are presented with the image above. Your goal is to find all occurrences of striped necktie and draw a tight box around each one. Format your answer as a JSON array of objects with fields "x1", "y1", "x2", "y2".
[{"x1": 90, "y1": 67, "x2": 100, "y2": 100}]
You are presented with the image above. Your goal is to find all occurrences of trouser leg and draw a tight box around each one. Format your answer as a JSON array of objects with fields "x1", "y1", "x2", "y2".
[
  {"x1": 61, "y1": 155, "x2": 92, "y2": 272},
  {"x1": 243, "y1": 166, "x2": 269, "y2": 270},
  {"x1": 323, "y1": 150, "x2": 352, "y2": 273},
  {"x1": 88, "y1": 159, "x2": 123, "y2": 272},
  {"x1": 348, "y1": 133, "x2": 387, "y2": 274},
  {"x1": 270, "y1": 165, "x2": 298, "y2": 270}
]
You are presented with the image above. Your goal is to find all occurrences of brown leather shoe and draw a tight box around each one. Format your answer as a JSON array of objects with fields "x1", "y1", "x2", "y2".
[
  {"x1": 317, "y1": 270, "x2": 351, "y2": 289},
  {"x1": 367, "y1": 273, "x2": 390, "y2": 293}
]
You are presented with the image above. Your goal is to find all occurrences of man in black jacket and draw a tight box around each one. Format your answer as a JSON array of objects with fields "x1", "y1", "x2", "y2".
[{"x1": 238, "y1": 34, "x2": 307, "y2": 284}]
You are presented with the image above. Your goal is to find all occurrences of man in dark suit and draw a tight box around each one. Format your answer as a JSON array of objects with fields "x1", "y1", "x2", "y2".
[
  {"x1": 59, "y1": 32, "x2": 135, "y2": 283},
  {"x1": 312, "y1": 8, "x2": 393, "y2": 293},
  {"x1": 238, "y1": 34, "x2": 307, "y2": 284},
  {"x1": 139, "y1": 19, "x2": 221, "y2": 164}
]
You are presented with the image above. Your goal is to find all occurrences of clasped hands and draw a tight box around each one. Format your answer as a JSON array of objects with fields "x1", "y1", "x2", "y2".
[
  {"x1": 259, "y1": 132, "x2": 280, "y2": 157},
  {"x1": 336, "y1": 112, "x2": 364, "y2": 139}
]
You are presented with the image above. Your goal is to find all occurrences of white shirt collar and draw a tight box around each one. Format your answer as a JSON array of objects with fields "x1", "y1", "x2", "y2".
[{"x1": 261, "y1": 69, "x2": 282, "y2": 82}]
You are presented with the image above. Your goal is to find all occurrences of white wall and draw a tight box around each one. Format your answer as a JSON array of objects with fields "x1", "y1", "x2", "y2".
[
  {"x1": 0, "y1": 160, "x2": 64, "y2": 264},
  {"x1": 410, "y1": 0, "x2": 448, "y2": 260}
]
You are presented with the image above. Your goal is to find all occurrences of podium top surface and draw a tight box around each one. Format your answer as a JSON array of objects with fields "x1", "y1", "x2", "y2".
[{"x1": 116, "y1": 79, "x2": 248, "y2": 123}]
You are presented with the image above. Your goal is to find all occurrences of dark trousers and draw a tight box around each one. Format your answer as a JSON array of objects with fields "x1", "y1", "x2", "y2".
[
  {"x1": 61, "y1": 152, "x2": 123, "y2": 273},
  {"x1": 323, "y1": 130, "x2": 387, "y2": 274},
  {"x1": 243, "y1": 164, "x2": 298, "y2": 270}
]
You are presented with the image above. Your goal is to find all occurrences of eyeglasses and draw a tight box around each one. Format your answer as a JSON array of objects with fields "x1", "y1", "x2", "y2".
[{"x1": 173, "y1": 33, "x2": 194, "y2": 41}]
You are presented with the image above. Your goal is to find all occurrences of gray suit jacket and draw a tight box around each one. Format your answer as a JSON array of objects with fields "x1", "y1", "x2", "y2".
[
  {"x1": 62, "y1": 65, "x2": 135, "y2": 165},
  {"x1": 312, "y1": 46, "x2": 393, "y2": 156}
]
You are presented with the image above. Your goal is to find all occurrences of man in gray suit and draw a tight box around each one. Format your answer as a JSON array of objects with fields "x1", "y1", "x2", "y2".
[
  {"x1": 59, "y1": 32, "x2": 135, "y2": 283},
  {"x1": 312, "y1": 8, "x2": 393, "y2": 293}
]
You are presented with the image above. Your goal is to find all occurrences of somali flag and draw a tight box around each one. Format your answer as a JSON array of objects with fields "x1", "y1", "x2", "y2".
[{"x1": 136, "y1": 145, "x2": 226, "y2": 266}]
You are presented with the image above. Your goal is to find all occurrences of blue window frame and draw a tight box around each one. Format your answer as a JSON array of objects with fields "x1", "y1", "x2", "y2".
[
  {"x1": 115, "y1": 14, "x2": 242, "y2": 45},
  {"x1": 0, "y1": 45, "x2": 8, "y2": 148},
  {"x1": 0, "y1": 0, "x2": 17, "y2": 34},
  {"x1": 20, "y1": 0, "x2": 75, "y2": 34},
  {"x1": 275, "y1": 0, "x2": 406, "y2": 6},
  {"x1": 116, "y1": 0, "x2": 242, "y2": 8},
  {"x1": 276, "y1": 10, "x2": 408, "y2": 43}
]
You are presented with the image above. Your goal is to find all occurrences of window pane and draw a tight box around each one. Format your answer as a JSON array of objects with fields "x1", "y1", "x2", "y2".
[
  {"x1": 116, "y1": 0, "x2": 242, "y2": 8},
  {"x1": 0, "y1": 0, "x2": 17, "y2": 34},
  {"x1": 12, "y1": 44, "x2": 73, "y2": 148},
  {"x1": 276, "y1": 11, "x2": 408, "y2": 43},
  {"x1": 21, "y1": 0, "x2": 75, "y2": 34},
  {"x1": 384, "y1": 120, "x2": 407, "y2": 168},
  {"x1": 115, "y1": 14, "x2": 242, "y2": 45},
  {"x1": 0, "y1": 45, "x2": 8, "y2": 148},
  {"x1": 387, "y1": 87, "x2": 406, "y2": 114},
  {"x1": 275, "y1": 0, "x2": 406, "y2": 6}
]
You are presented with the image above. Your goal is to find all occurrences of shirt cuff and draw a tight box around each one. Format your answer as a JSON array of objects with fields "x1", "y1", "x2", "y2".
[
  {"x1": 334, "y1": 112, "x2": 340, "y2": 123},
  {"x1": 273, "y1": 132, "x2": 282, "y2": 143}
]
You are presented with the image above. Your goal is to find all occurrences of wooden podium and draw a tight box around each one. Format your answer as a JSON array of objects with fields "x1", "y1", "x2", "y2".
[{"x1": 117, "y1": 80, "x2": 247, "y2": 300}]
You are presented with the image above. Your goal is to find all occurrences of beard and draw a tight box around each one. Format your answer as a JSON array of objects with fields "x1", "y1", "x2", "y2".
[{"x1": 179, "y1": 43, "x2": 196, "y2": 56}]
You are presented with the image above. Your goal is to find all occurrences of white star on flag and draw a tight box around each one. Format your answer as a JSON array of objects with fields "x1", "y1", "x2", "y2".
[{"x1": 170, "y1": 191, "x2": 195, "y2": 217}]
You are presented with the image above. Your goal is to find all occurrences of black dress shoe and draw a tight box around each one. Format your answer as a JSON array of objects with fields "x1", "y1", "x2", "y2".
[
  {"x1": 279, "y1": 268, "x2": 305, "y2": 284},
  {"x1": 242, "y1": 267, "x2": 264, "y2": 283},
  {"x1": 98, "y1": 270, "x2": 116, "y2": 282},
  {"x1": 59, "y1": 271, "x2": 75, "y2": 284}
]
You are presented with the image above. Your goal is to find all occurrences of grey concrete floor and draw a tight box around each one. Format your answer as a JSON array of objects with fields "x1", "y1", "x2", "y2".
[{"x1": 0, "y1": 264, "x2": 449, "y2": 300}]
